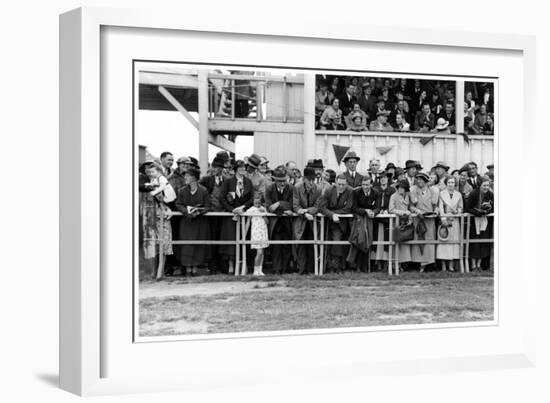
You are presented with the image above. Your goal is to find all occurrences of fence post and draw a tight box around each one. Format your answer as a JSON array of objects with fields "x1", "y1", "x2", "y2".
[
  {"x1": 241, "y1": 216, "x2": 247, "y2": 275},
  {"x1": 394, "y1": 216, "x2": 400, "y2": 276},
  {"x1": 313, "y1": 217, "x2": 319, "y2": 276},
  {"x1": 320, "y1": 216, "x2": 325, "y2": 275},
  {"x1": 459, "y1": 214, "x2": 465, "y2": 273},
  {"x1": 234, "y1": 215, "x2": 240, "y2": 276},
  {"x1": 388, "y1": 216, "x2": 393, "y2": 276},
  {"x1": 465, "y1": 214, "x2": 471, "y2": 273}
]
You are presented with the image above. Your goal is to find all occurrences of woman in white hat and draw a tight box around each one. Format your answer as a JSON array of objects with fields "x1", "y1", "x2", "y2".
[{"x1": 436, "y1": 176, "x2": 463, "y2": 271}]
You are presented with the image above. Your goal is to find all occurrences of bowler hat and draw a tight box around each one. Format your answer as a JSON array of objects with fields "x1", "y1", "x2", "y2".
[
  {"x1": 343, "y1": 151, "x2": 361, "y2": 163},
  {"x1": 487, "y1": 163, "x2": 494, "y2": 169},
  {"x1": 405, "y1": 160, "x2": 417, "y2": 170},
  {"x1": 272, "y1": 166, "x2": 287, "y2": 181},
  {"x1": 212, "y1": 157, "x2": 225, "y2": 168},
  {"x1": 434, "y1": 161, "x2": 450, "y2": 171},
  {"x1": 307, "y1": 158, "x2": 325, "y2": 169},
  {"x1": 216, "y1": 151, "x2": 230, "y2": 162}
]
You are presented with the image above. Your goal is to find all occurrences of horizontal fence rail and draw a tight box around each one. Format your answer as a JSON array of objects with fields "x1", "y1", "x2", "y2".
[{"x1": 144, "y1": 211, "x2": 494, "y2": 279}]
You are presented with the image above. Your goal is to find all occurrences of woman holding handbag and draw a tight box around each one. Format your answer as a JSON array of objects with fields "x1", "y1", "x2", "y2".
[
  {"x1": 436, "y1": 176, "x2": 463, "y2": 272},
  {"x1": 389, "y1": 179, "x2": 412, "y2": 267}
]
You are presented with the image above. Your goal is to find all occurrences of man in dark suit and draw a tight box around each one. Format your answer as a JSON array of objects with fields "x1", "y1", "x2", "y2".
[
  {"x1": 467, "y1": 162, "x2": 483, "y2": 189},
  {"x1": 404, "y1": 160, "x2": 420, "y2": 189},
  {"x1": 338, "y1": 83, "x2": 357, "y2": 117},
  {"x1": 199, "y1": 156, "x2": 226, "y2": 274},
  {"x1": 293, "y1": 166, "x2": 323, "y2": 274},
  {"x1": 366, "y1": 158, "x2": 382, "y2": 186},
  {"x1": 320, "y1": 174, "x2": 353, "y2": 273},
  {"x1": 265, "y1": 166, "x2": 295, "y2": 274},
  {"x1": 414, "y1": 103, "x2": 435, "y2": 132},
  {"x1": 437, "y1": 102, "x2": 456, "y2": 133},
  {"x1": 342, "y1": 151, "x2": 363, "y2": 189}
]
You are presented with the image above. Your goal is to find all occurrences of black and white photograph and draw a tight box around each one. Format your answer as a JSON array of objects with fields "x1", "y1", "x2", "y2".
[{"x1": 135, "y1": 62, "x2": 495, "y2": 338}]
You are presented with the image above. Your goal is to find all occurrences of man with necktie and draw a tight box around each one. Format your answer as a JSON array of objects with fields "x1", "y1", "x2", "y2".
[{"x1": 342, "y1": 151, "x2": 363, "y2": 189}]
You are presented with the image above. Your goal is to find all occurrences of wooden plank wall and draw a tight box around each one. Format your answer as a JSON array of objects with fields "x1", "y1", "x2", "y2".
[{"x1": 254, "y1": 131, "x2": 304, "y2": 169}]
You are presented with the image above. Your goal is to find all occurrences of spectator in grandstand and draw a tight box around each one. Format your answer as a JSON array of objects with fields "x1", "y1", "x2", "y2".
[
  {"x1": 329, "y1": 77, "x2": 343, "y2": 99},
  {"x1": 393, "y1": 112, "x2": 411, "y2": 132},
  {"x1": 160, "y1": 151, "x2": 174, "y2": 177},
  {"x1": 320, "y1": 173, "x2": 354, "y2": 273},
  {"x1": 483, "y1": 113, "x2": 494, "y2": 135},
  {"x1": 379, "y1": 87, "x2": 394, "y2": 111},
  {"x1": 466, "y1": 177, "x2": 494, "y2": 271},
  {"x1": 464, "y1": 116, "x2": 481, "y2": 134},
  {"x1": 414, "y1": 103, "x2": 435, "y2": 132},
  {"x1": 168, "y1": 157, "x2": 189, "y2": 196},
  {"x1": 436, "y1": 175, "x2": 464, "y2": 272},
  {"x1": 465, "y1": 91, "x2": 476, "y2": 119},
  {"x1": 369, "y1": 110, "x2": 394, "y2": 132},
  {"x1": 339, "y1": 82, "x2": 357, "y2": 116},
  {"x1": 474, "y1": 104, "x2": 489, "y2": 132},
  {"x1": 315, "y1": 80, "x2": 334, "y2": 120},
  {"x1": 411, "y1": 80, "x2": 425, "y2": 113},
  {"x1": 479, "y1": 86, "x2": 494, "y2": 113},
  {"x1": 342, "y1": 151, "x2": 364, "y2": 189},
  {"x1": 218, "y1": 159, "x2": 254, "y2": 274},
  {"x1": 175, "y1": 167, "x2": 211, "y2": 276},
  {"x1": 265, "y1": 166, "x2": 294, "y2": 275},
  {"x1": 431, "y1": 117, "x2": 451, "y2": 134},
  {"x1": 389, "y1": 179, "x2": 412, "y2": 267},
  {"x1": 438, "y1": 103, "x2": 456, "y2": 133},
  {"x1": 430, "y1": 92, "x2": 444, "y2": 116},
  {"x1": 345, "y1": 103, "x2": 368, "y2": 130},
  {"x1": 348, "y1": 176, "x2": 378, "y2": 272},
  {"x1": 319, "y1": 98, "x2": 345, "y2": 130},
  {"x1": 293, "y1": 165, "x2": 323, "y2": 274},
  {"x1": 358, "y1": 83, "x2": 377, "y2": 121},
  {"x1": 391, "y1": 97, "x2": 410, "y2": 123}
]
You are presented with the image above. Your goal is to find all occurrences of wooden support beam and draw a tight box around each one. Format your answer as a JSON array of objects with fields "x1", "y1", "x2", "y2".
[
  {"x1": 209, "y1": 119, "x2": 303, "y2": 133},
  {"x1": 303, "y1": 74, "x2": 316, "y2": 165},
  {"x1": 198, "y1": 71, "x2": 209, "y2": 173},
  {"x1": 140, "y1": 72, "x2": 198, "y2": 88},
  {"x1": 208, "y1": 133, "x2": 235, "y2": 153},
  {"x1": 158, "y1": 85, "x2": 198, "y2": 129}
]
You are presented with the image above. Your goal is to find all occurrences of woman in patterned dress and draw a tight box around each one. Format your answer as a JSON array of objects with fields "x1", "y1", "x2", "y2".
[
  {"x1": 141, "y1": 163, "x2": 174, "y2": 280},
  {"x1": 246, "y1": 193, "x2": 269, "y2": 276}
]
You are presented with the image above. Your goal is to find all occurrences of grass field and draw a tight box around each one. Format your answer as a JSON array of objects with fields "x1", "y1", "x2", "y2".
[{"x1": 138, "y1": 271, "x2": 494, "y2": 337}]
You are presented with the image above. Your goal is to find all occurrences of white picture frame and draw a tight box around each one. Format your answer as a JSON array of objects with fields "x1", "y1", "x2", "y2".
[{"x1": 59, "y1": 6, "x2": 537, "y2": 396}]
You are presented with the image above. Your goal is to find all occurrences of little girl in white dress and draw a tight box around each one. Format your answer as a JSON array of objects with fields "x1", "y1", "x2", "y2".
[{"x1": 246, "y1": 194, "x2": 269, "y2": 276}]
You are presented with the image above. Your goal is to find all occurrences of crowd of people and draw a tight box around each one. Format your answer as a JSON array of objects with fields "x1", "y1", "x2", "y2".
[
  {"x1": 139, "y1": 150, "x2": 494, "y2": 280},
  {"x1": 315, "y1": 76, "x2": 494, "y2": 135}
]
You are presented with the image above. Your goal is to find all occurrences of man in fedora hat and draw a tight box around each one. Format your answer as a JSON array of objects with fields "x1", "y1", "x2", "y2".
[
  {"x1": 404, "y1": 160, "x2": 419, "y2": 188},
  {"x1": 369, "y1": 110, "x2": 393, "y2": 132},
  {"x1": 342, "y1": 151, "x2": 363, "y2": 189},
  {"x1": 265, "y1": 165, "x2": 295, "y2": 274},
  {"x1": 245, "y1": 153, "x2": 267, "y2": 197},
  {"x1": 293, "y1": 165, "x2": 323, "y2": 274},
  {"x1": 307, "y1": 158, "x2": 331, "y2": 194},
  {"x1": 320, "y1": 173, "x2": 354, "y2": 273}
]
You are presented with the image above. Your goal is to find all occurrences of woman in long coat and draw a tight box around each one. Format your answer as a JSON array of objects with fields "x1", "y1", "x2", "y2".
[
  {"x1": 388, "y1": 179, "x2": 412, "y2": 265},
  {"x1": 465, "y1": 177, "x2": 494, "y2": 271},
  {"x1": 408, "y1": 172, "x2": 439, "y2": 271},
  {"x1": 436, "y1": 176, "x2": 463, "y2": 271},
  {"x1": 175, "y1": 167, "x2": 211, "y2": 275},
  {"x1": 373, "y1": 172, "x2": 396, "y2": 270},
  {"x1": 218, "y1": 160, "x2": 254, "y2": 273}
]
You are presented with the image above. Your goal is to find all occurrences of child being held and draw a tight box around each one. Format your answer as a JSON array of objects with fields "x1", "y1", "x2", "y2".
[{"x1": 246, "y1": 194, "x2": 269, "y2": 276}]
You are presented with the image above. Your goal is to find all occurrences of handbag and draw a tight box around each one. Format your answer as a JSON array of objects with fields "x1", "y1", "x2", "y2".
[{"x1": 393, "y1": 217, "x2": 414, "y2": 242}]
